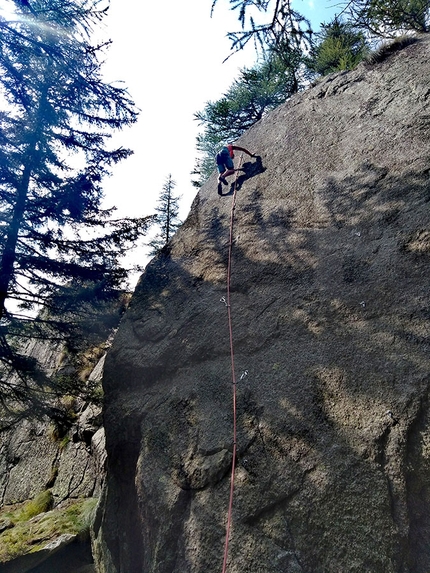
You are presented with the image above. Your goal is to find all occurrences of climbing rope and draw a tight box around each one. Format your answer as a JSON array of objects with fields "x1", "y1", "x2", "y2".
[{"x1": 221, "y1": 154, "x2": 244, "y2": 573}]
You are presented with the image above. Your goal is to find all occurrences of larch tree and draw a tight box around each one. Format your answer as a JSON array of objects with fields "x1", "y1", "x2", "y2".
[
  {"x1": 310, "y1": 17, "x2": 370, "y2": 76},
  {"x1": 211, "y1": 0, "x2": 313, "y2": 58},
  {"x1": 198, "y1": 0, "x2": 314, "y2": 189},
  {"x1": 149, "y1": 175, "x2": 181, "y2": 255},
  {"x1": 211, "y1": 0, "x2": 429, "y2": 52},
  {"x1": 0, "y1": 0, "x2": 153, "y2": 422},
  {"x1": 193, "y1": 49, "x2": 305, "y2": 187},
  {"x1": 344, "y1": 0, "x2": 430, "y2": 36}
]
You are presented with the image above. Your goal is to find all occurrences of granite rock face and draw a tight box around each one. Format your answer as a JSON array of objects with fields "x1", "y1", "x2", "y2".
[
  {"x1": 0, "y1": 346, "x2": 106, "y2": 507},
  {"x1": 0, "y1": 344, "x2": 106, "y2": 573},
  {"x1": 95, "y1": 36, "x2": 430, "y2": 573}
]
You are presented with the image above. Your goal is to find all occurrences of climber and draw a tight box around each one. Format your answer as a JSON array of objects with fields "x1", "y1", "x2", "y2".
[{"x1": 216, "y1": 143, "x2": 255, "y2": 194}]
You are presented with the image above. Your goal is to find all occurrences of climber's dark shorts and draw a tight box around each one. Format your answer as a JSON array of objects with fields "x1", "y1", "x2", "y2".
[{"x1": 216, "y1": 147, "x2": 234, "y2": 173}]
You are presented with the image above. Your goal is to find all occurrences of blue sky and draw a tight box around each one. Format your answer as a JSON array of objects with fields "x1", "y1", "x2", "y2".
[
  {"x1": 295, "y1": 0, "x2": 342, "y2": 28},
  {"x1": 102, "y1": 0, "x2": 339, "y2": 275}
]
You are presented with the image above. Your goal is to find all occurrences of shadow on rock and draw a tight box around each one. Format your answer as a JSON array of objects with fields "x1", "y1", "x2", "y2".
[{"x1": 220, "y1": 155, "x2": 266, "y2": 196}]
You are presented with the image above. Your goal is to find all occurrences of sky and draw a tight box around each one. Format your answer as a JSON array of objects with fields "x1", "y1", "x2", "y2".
[{"x1": 101, "y1": 0, "x2": 340, "y2": 274}]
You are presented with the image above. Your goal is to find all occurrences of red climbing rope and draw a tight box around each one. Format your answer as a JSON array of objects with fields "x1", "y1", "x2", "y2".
[{"x1": 221, "y1": 155, "x2": 243, "y2": 573}]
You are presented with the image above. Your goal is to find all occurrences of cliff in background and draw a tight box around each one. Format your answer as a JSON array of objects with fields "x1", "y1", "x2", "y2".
[
  {"x1": 0, "y1": 337, "x2": 107, "y2": 573},
  {"x1": 95, "y1": 36, "x2": 430, "y2": 572}
]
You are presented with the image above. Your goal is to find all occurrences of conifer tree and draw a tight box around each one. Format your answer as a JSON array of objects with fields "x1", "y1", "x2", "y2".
[
  {"x1": 149, "y1": 175, "x2": 181, "y2": 254},
  {"x1": 211, "y1": 0, "x2": 313, "y2": 58},
  {"x1": 193, "y1": 50, "x2": 304, "y2": 186},
  {"x1": 310, "y1": 17, "x2": 369, "y2": 76},
  {"x1": 345, "y1": 0, "x2": 430, "y2": 36},
  {"x1": 0, "y1": 0, "x2": 152, "y2": 421}
]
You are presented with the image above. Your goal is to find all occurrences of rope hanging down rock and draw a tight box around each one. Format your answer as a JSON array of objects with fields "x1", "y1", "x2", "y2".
[{"x1": 221, "y1": 154, "x2": 244, "y2": 573}]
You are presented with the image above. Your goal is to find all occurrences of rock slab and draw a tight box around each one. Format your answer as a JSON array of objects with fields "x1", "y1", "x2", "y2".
[{"x1": 95, "y1": 36, "x2": 430, "y2": 573}]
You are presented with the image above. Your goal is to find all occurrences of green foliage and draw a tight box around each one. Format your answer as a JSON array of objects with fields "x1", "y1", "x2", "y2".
[
  {"x1": 0, "y1": 0, "x2": 144, "y2": 319},
  {"x1": 59, "y1": 434, "x2": 70, "y2": 450},
  {"x1": 191, "y1": 129, "x2": 224, "y2": 189},
  {"x1": 345, "y1": 0, "x2": 430, "y2": 36},
  {"x1": 0, "y1": 286, "x2": 127, "y2": 426},
  {"x1": 0, "y1": 497, "x2": 98, "y2": 561},
  {"x1": 310, "y1": 17, "x2": 370, "y2": 76},
  {"x1": 47, "y1": 285, "x2": 130, "y2": 351},
  {"x1": 0, "y1": 0, "x2": 152, "y2": 418},
  {"x1": 212, "y1": 0, "x2": 429, "y2": 54},
  {"x1": 364, "y1": 34, "x2": 419, "y2": 63},
  {"x1": 193, "y1": 50, "x2": 304, "y2": 186},
  {"x1": 19, "y1": 490, "x2": 54, "y2": 521},
  {"x1": 148, "y1": 175, "x2": 182, "y2": 254},
  {"x1": 211, "y1": 0, "x2": 313, "y2": 58}
]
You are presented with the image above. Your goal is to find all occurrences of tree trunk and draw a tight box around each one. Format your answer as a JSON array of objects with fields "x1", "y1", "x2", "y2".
[{"x1": 0, "y1": 154, "x2": 33, "y2": 318}]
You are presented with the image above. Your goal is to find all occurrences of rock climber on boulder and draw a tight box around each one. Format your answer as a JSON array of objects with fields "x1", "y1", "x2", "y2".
[{"x1": 216, "y1": 143, "x2": 255, "y2": 194}]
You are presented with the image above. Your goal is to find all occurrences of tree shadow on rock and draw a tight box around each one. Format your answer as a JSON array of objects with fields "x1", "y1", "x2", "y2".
[{"x1": 101, "y1": 158, "x2": 430, "y2": 573}]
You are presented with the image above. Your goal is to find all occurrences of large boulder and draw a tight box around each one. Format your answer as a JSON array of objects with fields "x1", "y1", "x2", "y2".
[
  {"x1": 95, "y1": 36, "x2": 430, "y2": 573},
  {"x1": 1, "y1": 533, "x2": 94, "y2": 573}
]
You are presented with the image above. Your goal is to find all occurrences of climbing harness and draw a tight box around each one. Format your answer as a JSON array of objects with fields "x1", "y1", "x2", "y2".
[{"x1": 221, "y1": 154, "x2": 244, "y2": 573}]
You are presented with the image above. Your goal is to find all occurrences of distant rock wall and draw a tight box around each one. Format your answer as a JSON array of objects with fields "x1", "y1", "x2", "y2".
[
  {"x1": 0, "y1": 342, "x2": 106, "y2": 507},
  {"x1": 95, "y1": 36, "x2": 430, "y2": 573},
  {"x1": 0, "y1": 340, "x2": 107, "y2": 573}
]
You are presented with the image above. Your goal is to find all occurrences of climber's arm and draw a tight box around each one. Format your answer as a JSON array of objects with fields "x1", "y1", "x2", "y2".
[{"x1": 232, "y1": 145, "x2": 255, "y2": 157}]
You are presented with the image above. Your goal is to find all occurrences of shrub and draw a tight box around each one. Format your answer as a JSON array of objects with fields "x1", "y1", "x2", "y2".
[
  {"x1": 20, "y1": 490, "x2": 54, "y2": 521},
  {"x1": 310, "y1": 17, "x2": 370, "y2": 76},
  {"x1": 365, "y1": 34, "x2": 419, "y2": 63}
]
